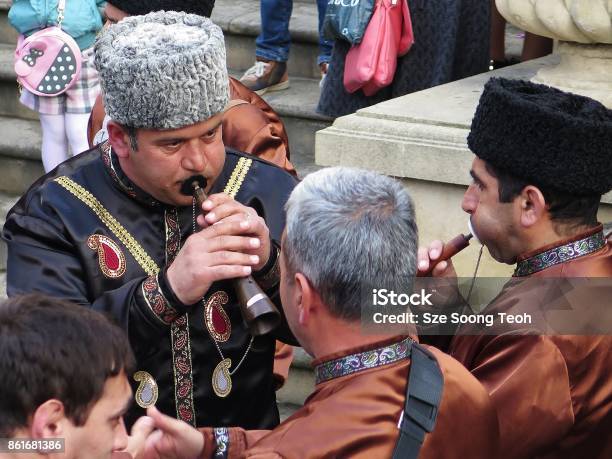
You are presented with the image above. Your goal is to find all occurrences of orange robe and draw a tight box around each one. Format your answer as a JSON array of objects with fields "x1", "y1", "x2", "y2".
[
  {"x1": 199, "y1": 337, "x2": 499, "y2": 458},
  {"x1": 87, "y1": 77, "x2": 295, "y2": 176},
  {"x1": 449, "y1": 226, "x2": 612, "y2": 458},
  {"x1": 271, "y1": 342, "x2": 293, "y2": 390}
]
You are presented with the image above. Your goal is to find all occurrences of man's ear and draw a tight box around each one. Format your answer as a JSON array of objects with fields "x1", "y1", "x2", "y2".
[
  {"x1": 518, "y1": 185, "x2": 547, "y2": 228},
  {"x1": 30, "y1": 400, "x2": 66, "y2": 439},
  {"x1": 294, "y1": 273, "x2": 317, "y2": 326},
  {"x1": 107, "y1": 121, "x2": 132, "y2": 159}
]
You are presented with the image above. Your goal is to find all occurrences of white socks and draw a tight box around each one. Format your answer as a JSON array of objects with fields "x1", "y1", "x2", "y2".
[
  {"x1": 39, "y1": 114, "x2": 67, "y2": 172},
  {"x1": 39, "y1": 113, "x2": 91, "y2": 172},
  {"x1": 65, "y1": 113, "x2": 92, "y2": 157}
]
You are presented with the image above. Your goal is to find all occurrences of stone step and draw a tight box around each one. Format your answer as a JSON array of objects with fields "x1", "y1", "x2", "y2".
[
  {"x1": 278, "y1": 401, "x2": 301, "y2": 421},
  {"x1": 0, "y1": 193, "x2": 19, "y2": 274},
  {"x1": 276, "y1": 347, "x2": 314, "y2": 407},
  {"x1": 0, "y1": 191, "x2": 19, "y2": 296},
  {"x1": 0, "y1": 116, "x2": 43, "y2": 195},
  {"x1": 0, "y1": 271, "x2": 5, "y2": 299},
  {"x1": 0, "y1": 1, "x2": 17, "y2": 45},
  {"x1": 0, "y1": 43, "x2": 38, "y2": 120},
  {"x1": 252, "y1": 75, "x2": 329, "y2": 178}
]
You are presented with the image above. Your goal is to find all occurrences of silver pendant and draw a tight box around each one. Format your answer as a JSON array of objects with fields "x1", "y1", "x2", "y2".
[{"x1": 212, "y1": 358, "x2": 232, "y2": 398}]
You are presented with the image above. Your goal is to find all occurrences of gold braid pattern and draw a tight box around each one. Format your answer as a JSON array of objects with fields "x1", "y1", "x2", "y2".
[
  {"x1": 54, "y1": 176, "x2": 160, "y2": 276},
  {"x1": 223, "y1": 157, "x2": 252, "y2": 198}
]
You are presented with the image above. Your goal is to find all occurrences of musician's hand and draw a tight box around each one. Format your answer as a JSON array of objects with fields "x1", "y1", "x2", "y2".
[
  {"x1": 416, "y1": 240, "x2": 464, "y2": 315},
  {"x1": 166, "y1": 214, "x2": 263, "y2": 305},
  {"x1": 114, "y1": 415, "x2": 155, "y2": 459},
  {"x1": 141, "y1": 407, "x2": 204, "y2": 459},
  {"x1": 417, "y1": 240, "x2": 458, "y2": 278},
  {"x1": 197, "y1": 193, "x2": 271, "y2": 270}
]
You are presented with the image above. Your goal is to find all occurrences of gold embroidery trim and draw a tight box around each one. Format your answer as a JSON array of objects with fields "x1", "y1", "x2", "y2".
[
  {"x1": 133, "y1": 371, "x2": 159, "y2": 408},
  {"x1": 54, "y1": 176, "x2": 160, "y2": 276},
  {"x1": 171, "y1": 316, "x2": 197, "y2": 425},
  {"x1": 223, "y1": 157, "x2": 252, "y2": 198}
]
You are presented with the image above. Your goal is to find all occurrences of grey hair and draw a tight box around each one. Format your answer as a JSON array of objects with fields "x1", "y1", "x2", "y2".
[{"x1": 283, "y1": 167, "x2": 418, "y2": 321}]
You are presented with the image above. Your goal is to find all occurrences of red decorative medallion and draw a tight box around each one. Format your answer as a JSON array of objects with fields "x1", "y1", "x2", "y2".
[
  {"x1": 204, "y1": 291, "x2": 231, "y2": 342},
  {"x1": 87, "y1": 235, "x2": 126, "y2": 278}
]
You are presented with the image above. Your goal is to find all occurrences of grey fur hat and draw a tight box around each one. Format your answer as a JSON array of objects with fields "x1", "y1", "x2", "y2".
[{"x1": 94, "y1": 11, "x2": 229, "y2": 129}]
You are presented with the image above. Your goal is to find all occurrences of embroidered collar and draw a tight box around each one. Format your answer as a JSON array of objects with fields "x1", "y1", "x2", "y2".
[
  {"x1": 514, "y1": 227, "x2": 606, "y2": 277},
  {"x1": 314, "y1": 337, "x2": 413, "y2": 385},
  {"x1": 100, "y1": 142, "x2": 162, "y2": 207}
]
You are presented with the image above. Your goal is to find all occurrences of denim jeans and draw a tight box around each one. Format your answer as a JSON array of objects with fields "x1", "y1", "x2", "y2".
[{"x1": 255, "y1": 0, "x2": 333, "y2": 65}]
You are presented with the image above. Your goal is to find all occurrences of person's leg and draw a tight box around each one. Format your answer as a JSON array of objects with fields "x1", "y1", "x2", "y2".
[
  {"x1": 255, "y1": 0, "x2": 293, "y2": 62},
  {"x1": 65, "y1": 113, "x2": 92, "y2": 156},
  {"x1": 490, "y1": 0, "x2": 506, "y2": 62},
  {"x1": 39, "y1": 114, "x2": 68, "y2": 172},
  {"x1": 316, "y1": 0, "x2": 333, "y2": 66},
  {"x1": 521, "y1": 32, "x2": 553, "y2": 61},
  {"x1": 241, "y1": 0, "x2": 293, "y2": 93}
]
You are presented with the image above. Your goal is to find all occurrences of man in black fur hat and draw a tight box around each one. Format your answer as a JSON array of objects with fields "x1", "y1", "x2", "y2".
[{"x1": 418, "y1": 78, "x2": 612, "y2": 458}]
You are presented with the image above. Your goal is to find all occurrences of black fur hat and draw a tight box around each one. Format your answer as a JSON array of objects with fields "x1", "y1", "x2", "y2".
[
  {"x1": 107, "y1": 0, "x2": 215, "y2": 18},
  {"x1": 468, "y1": 78, "x2": 612, "y2": 196}
]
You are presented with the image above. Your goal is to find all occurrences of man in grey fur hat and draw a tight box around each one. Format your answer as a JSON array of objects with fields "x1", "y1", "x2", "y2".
[{"x1": 3, "y1": 11, "x2": 298, "y2": 431}]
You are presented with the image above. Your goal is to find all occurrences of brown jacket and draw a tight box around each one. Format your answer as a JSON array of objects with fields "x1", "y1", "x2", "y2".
[
  {"x1": 199, "y1": 337, "x2": 500, "y2": 458},
  {"x1": 87, "y1": 77, "x2": 296, "y2": 176},
  {"x1": 450, "y1": 226, "x2": 612, "y2": 458}
]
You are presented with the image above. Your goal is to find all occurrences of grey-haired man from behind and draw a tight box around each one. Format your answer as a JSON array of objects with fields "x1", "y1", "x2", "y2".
[{"x1": 126, "y1": 167, "x2": 500, "y2": 458}]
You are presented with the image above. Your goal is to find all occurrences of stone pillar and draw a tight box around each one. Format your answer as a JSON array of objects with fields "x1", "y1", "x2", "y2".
[{"x1": 496, "y1": 0, "x2": 612, "y2": 107}]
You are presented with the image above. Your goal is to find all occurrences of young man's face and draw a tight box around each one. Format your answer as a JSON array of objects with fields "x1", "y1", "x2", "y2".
[
  {"x1": 461, "y1": 158, "x2": 521, "y2": 264},
  {"x1": 115, "y1": 115, "x2": 226, "y2": 207},
  {"x1": 63, "y1": 372, "x2": 132, "y2": 459}
]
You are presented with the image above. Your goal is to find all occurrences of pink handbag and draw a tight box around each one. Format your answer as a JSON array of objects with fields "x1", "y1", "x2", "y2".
[
  {"x1": 344, "y1": 0, "x2": 413, "y2": 96},
  {"x1": 13, "y1": 0, "x2": 82, "y2": 97}
]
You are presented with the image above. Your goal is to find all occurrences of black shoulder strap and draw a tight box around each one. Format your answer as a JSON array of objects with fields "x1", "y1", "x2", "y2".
[{"x1": 392, "y1": 342, "x2": 444, "y2": 459}]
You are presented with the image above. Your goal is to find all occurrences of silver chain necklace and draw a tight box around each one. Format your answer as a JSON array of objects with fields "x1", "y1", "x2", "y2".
[{"x1": 192, "y1": 198, "x2": 254, "y2": 396}]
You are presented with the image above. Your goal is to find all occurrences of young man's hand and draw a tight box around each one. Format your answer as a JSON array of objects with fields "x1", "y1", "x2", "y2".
[
  {"x1": 112, "y1": 415, "x2": 155, "y2": 459},
  {"x1": 142, "y1": 407, "x2": 204, "y2": 459}
]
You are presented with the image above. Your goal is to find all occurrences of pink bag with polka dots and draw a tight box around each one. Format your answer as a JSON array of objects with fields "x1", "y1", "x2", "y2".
[{"x1": 13, "y1": 0, "x2": 82, "y2": 97}]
